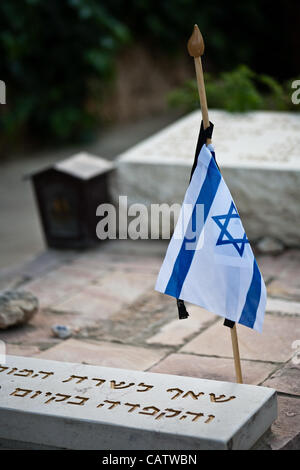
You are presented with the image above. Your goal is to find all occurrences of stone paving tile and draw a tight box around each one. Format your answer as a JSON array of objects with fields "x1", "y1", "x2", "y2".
[
  {"x1": 0, "y1": 269, "x2": 26, "y2": 292},
  {"x1": 179, "y1": 314, "x2": 300, "y2": 363},
  {"x1": 76, "y1": 290, "x2": 176, "y2": 345},
  {"x1": 257, "y1": 253, "x2": 290, "y2": 283},
  {"x1": 5, "y1": 344, "x2": 41, "y2": 357},
  {"x1": 52, "y1": 285, "x2": 124, "y2": 320},
  {"x1": 61, "y1": 258, "x2": 112, "y2": 278},
  {"x1": 258, "y1": 249, "x2": 300, "y2": 281},
  {"x1": 53, "y1": 270, "x2": 156, "y2": 319},
  {"x1": 75, "y1": 240, "x2": 165, "y2": 271},
  {"x1": 25, "y1": 263, "x2": 101, "y2": 309},
  {"x1": 0, "y1": 250, "x2": 77, "y2": 291},
  {"x1": 21, "y1": 249, "x2": 78, "y2": 279},
  {"x1": 261, "y1": 249, "x2": 300, "y2": 302},
  {"x1": 266, "y1": 297, "x2": 300, "y2": 315},
  {"x1": 267, "y1": 280, "x2": 300, "y2": 302},
  {"x1": 36, "y1": 338, "x2": 169, "y2": 371},
  {"x1": 88, "y1": 239, "x2": 168, "y2": 260},
  {"x1": 146, "y1": 305, "x2": 218, "y2": 346},
  {"x1": 253, "y1": 395, "x2": 300, "y2": 450},
  {"x1": 29, "y1": 258, "x2": 156, "y2": 314},
  {"x1": 256, "y1": 256, "x2": 281, "y2": 284},
  {"x1": 148, "y1": 353, "x2": 276, "y2": 385},
  {"x1": 94, "y1": 270, "x2": 156, "y2": 304},
  {"x1": 263, "y1": 360, "x2": 300, "y2": 396},
  {"x1": 77, "y1": 252, "x2": 162, "y2": 274}
]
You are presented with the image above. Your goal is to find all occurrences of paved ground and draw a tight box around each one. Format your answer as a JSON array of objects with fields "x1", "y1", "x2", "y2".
[{"x1": 0, "y1": 240, "x2": 299, "y2": 450}]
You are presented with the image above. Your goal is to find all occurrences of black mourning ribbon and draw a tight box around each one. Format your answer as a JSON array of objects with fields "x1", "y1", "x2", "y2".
[
  {"x1": 189, "y1": 120, "x2": 214, "y2": 182},
  {"x1": 176, "y1": 120, "x2": 235, "y2": 328},
  {"x1": 177, "y1": 299, "x2": 189, "y2": 319}
]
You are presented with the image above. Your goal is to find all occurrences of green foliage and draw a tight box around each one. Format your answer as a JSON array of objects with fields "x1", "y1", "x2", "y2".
[
  {"x1": 168, "y1": 66, "x2": 294, "y2": 113},
  {"x1": 0, "y1": 0, "x2": 130, "y2": 147},
  {"x1": 0, "y1": 0, "x2": 298, "y2": 150}
]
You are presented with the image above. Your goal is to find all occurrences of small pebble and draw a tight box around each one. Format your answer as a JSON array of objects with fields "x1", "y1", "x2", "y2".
[
  {"x1": 256, "y1": 236, "x2": 285, "y2": 255},
  {"x1": 285, "y1": 411, "x2": 296, "y2": 417},
  {"x1": 51, "y1": 324, "x2": 72, "y2": 340}
]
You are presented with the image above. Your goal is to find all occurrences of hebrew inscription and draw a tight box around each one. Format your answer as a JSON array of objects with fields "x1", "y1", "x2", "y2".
[
  {"x1": 1, "y1": 361, "x2": 240, "y2": 428},
  {"x1": 10, "y1": 387, "x2": 89, "y2": 406},
  {"x1": 0, "y1": 366, "x2": 54, "y2": 380},
  {"x1": 0, "y1": 356, "x2": 278, "y2": 450},
  {"x1": 0, "y1": 364, "x2": 236, "y2": 406}
]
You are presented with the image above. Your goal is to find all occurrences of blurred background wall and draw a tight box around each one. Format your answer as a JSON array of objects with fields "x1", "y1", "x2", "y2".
[{"x1": 0, "y1": 0, "x2": 299, "y2": 156}]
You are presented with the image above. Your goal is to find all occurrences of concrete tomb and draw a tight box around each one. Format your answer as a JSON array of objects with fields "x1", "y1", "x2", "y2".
[
  {"x1": 111, "y1": 110, "x2": 300, "y2": 245},
  {"x1": 0, "y1": 355, "x2": 277, "y2": 449}
]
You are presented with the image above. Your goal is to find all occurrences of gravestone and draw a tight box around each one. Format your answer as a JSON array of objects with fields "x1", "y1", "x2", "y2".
[
  {"x1": 111, "y1": 110, "x2": 300, "y2": 245},
  {"x1": 0, "y1": 355, "x2": 276, "y2": 450}
]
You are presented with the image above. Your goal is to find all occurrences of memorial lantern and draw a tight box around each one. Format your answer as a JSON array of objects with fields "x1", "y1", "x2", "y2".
[{"x1": 29, "y1": 152, "x2": 114, "y2": 249}]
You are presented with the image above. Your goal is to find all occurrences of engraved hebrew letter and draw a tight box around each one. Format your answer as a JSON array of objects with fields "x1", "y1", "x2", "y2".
[
  {"x1": 103, "y1": 400, "x2": 121, "y2": 410},
  {"x1": 205, "y1": 414, "x2": 215, "y2": 424},
  {"x1": 44, "y1": 394, "x2": 56, "y2": 404},
  {"x1": 55, "y1": 394, "x2": 72, "y2": 402},
  {"x1": 136, "y1": 382, "x2": 154, "y2": 392},
  {"x1": 164, "y1": 408, "x2": 182, "y2": 418},
  {"x1": 62, "y1": 375, "x2": 88, "y2": 384},
  {"x1": 67, "y1": 396, "x2": 89, "y2": 406},
  {"x1": 110, "y1": 380, "x2": 134, "y2": 390},
  {"x1": 14, "y1": 369, "x2": 34, "y2": 377},
  {"x1": 30, "y1": 391, "x2": 42, "y2": 399},
  {"x1": 124, "y1": 403, "x2": 140, "y2": 413},
  {"x1": 182, "y1": 390, "x2": 204, "y2": 400},
  {"x1": 10, "y1": 388, "x2": 32, "y2": 398},
  {"x1": 209, "y1": 393, "x2": 236, "y2": 403},
  {"x1": 139, "y1": 406, "x2": 160, "y2": 417},
  {"x1": 186, "y1": 411, "x2": 204, "y2": 422},
  {"x1": 166, "y1": 388, "x2": 184, "y2": 400},
  {"x1": 38, "y1": 371, "x2": 54, "y2": 380},
  {"x1": 7, "y1": 368, "x2": 18, "y2": 375},
  {"x1": 92, "y1": 378, "x2": 106, "y2": 387},
  {"x1": 0, "y1": 366, "x2": 9, "y2": 373}
]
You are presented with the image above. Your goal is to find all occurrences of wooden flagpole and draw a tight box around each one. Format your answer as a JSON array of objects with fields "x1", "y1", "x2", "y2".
[
  {"x1": 230, "y1": 324, "x2": 243, "y2": 383},
  {"x1": 187, "y1": 24, "x2": 243, "y2": 384},
  {"x1": 187, "y1": 25, "x2": 211, "y2": 142}
]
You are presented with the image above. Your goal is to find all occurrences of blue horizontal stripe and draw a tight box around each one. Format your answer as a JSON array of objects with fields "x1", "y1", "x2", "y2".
[
  {"x1": 239, "y1": 259, "x2": 261, "y2": 329},
  {"x1": 165, "y1": 156, "x2": 221, "y2": 299}
]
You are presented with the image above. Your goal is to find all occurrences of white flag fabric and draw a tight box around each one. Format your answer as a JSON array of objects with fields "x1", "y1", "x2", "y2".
[{"x1": 155, "y1": 143, "x2": 266, "y2": 332}]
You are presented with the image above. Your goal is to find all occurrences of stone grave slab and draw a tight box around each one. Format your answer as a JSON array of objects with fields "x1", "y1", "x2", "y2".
[
  {"x1": 111, "y1": 110, "x2": 300, "y2": 244},
  {"x1": 0, "y1": 355, "x2": 277, "y2": 450}
]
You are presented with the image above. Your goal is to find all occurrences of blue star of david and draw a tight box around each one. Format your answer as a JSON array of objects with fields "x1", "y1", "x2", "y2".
[{"x1": 212, "y1": 202, "x2": 249, "y2": 257}]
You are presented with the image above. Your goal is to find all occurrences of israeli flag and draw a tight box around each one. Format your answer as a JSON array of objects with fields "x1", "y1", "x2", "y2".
[{"x1": 155, "y1": 143, "x2": 266, "y2": 332}]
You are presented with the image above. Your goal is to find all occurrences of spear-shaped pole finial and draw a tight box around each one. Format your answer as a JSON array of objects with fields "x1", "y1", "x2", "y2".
[
  {"x1": 187, "y1": 25, "x2": 210, "y2": 139},
  {"x1": 187, "y1": 24, "x2": 205, "y2": 57}
]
